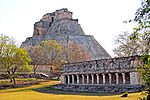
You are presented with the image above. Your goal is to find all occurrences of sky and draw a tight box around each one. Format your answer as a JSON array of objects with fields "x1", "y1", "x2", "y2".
[{"x1": 0, "y1": 0, "x2": 141, "y2": 57}]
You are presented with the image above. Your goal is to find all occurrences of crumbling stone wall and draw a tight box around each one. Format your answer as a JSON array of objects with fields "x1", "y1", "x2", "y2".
[
  {"x1": 61, "y1": 56, "x2": 141, "y2": 74},
  {"x1": 33, "y1": 8, "x2": 73, "y2": 36}
]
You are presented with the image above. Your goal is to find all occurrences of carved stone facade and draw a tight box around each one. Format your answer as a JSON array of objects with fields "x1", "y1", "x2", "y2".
[
  {"x1": 54, "y1": 56, "x2": 144, "y2": 92},
  {"x1": 60, "y1": 56, "x2": 141, "y2": 85}
]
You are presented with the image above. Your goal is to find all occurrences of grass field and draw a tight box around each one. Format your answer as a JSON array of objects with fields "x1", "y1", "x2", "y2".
[
  {"x1": 0, "y1": 80, "x2": 142, "y2": 100},
  {"x1": 0, "y1": 78, "x2": 37, "y2": 85}
]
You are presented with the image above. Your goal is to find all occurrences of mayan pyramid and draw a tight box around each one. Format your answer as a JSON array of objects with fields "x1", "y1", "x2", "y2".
[{"x1": 21, "y1": 8, "x2": 111, "y2": 60}]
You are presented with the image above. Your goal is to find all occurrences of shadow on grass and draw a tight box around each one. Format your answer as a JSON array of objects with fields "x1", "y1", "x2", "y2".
[
  {"x1": 0, "y1": 83, "x2": 40, "y2": 93},
  {"x1": 0, "y1": 80, "x2": 57, "y2": 93},
  {"x1": 32, "y1": 85, "x2": 122, "y2": 96},
  {"x1": 0, "y1": 88, "x2": 32, "y2": 93}
]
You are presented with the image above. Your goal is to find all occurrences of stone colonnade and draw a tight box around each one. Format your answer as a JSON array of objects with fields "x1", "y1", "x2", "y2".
[{"x1": 61, "y1": 72, "x2": 139, "y2": 85}]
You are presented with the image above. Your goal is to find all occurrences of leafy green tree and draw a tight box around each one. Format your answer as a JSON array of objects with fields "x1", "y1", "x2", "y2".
[
  {"x1": 133, "y1": 1, "x2": 150, "y2": 99},
  {"x1": 0, "y1": 34, "x2": 31, "y2": 85},
  {"x1": 114, "y1": 1, "x2": 149, "y2": 99},
  {"x1": 126, "y1": 0, "x2": 150, "y2": 99},
  {"x1": 11, "y1": 48, "x2": 32, "y2": 84},
  {"x1": 139, "y1": 55, "x2": 150, "y2": 100},
  {"x1": 133, "y1": 0, "x2": 150, "y2": 55}
]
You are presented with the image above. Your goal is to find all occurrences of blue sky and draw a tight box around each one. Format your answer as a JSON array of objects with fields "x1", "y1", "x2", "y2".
[{"x1": 0, "y1": 0, "x2": 141, "y2": 56}]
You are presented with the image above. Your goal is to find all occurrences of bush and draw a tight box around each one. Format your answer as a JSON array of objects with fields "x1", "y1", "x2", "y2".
[{"x1": 121, "y1": 91, "x2": 128, "y2": 97}]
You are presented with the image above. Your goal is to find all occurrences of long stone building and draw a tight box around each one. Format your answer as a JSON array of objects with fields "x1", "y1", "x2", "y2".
[
  {"x1": 60, "y1": 56, "x2": 141, "y2": 85},
  {"x1": 53, "y1": 56, "x2": 144, "y2": 92}
]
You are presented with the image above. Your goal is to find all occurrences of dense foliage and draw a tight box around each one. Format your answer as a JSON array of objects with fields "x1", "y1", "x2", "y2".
[
  {"x1": 0, "y1": 34, "x2": 31, "y2": 85},
  {"x1": 134, "y1": 1, "x2": 150, "y2": 99},
  {"x1": 113, "y1": 1, "x2": 149, "y2": 99}
]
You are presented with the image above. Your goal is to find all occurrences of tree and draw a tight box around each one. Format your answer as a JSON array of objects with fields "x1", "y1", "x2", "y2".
[
  {"x1": 113, "y1": 32, "x2": 143, "y2": 57},
  {"x1": 115, "y1": 0, "x2": 149, "y2": 57},
  {"x1": 0, "y1": 34, "x2": 15, "y2": 55},
  {"x1": 133, "y1": 0, "x2": 150, "y2": 55},
  {"x1": 0, "y1": 34, "x2": 31, "y2": 85},
  {"x1": 27, "y1": 45, "x2": 44, "y2": 79},
  {"x1": 133, "y1": 0, "x2": 150, "y2": 99},
  {"x1": 114, "y1": 1, "x2": 149, "y2": 99},
  {"x1": 138, "y1": 55, "x2": 150, "y2": 100},
  {"x1": 26, "y1": 41, "x2": 91, "y2": 79},
  {"x1": 40, "y1": 40, "x2": 63, "y2": 75},
  {"x1": 62, "y1": 42, "x2": 91, "y2": 63},
  {"x1": 11, "y1": 48, "x2": 32, "y2": 84},
  {"x1": 0, "y1": 34, "x2": 16, "y2": 74}
]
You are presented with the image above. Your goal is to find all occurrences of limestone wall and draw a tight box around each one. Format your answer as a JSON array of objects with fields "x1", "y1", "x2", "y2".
[
  {"x1": 55, "y1": 8, "x2": 72, "y2": 21},
  {"x1": 33, "y1": 8, "x2": 73, "y2": 36},
  {"x1": 61, "y1": 56, "x2": 141, "y2": 74},
  {"x1": 130, "y1": 72, "x2": 140, "y2": 85}
]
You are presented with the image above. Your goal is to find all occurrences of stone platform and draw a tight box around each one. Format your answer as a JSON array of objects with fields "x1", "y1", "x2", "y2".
[{"x1": 52, "y1": 84, "x2": 144, "y2": 93}]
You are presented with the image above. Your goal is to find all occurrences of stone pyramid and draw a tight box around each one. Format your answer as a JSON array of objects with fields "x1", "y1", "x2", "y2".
[{"x1": 21, "y1": 8, "x2": 111, "y2": 60}]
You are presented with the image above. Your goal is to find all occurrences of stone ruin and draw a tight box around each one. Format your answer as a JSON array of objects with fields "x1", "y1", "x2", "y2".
[
  {"x1": 33, "y1": 8, "x2": 73, "y2": 36},
  {"x1": 52, "y1": 56, "x2": 144, "y2": 93},
  {"x1": 20, "y1": 8, "x2": 144, "y2": 93},
  {"x1": 21, "y1": 8, "x2": 111, "y2": 60}
]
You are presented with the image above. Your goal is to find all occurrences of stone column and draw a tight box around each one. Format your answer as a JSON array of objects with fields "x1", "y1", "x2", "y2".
[
  {"x1": 72, "y1": 75, "x2": 74, "y2": 84},
  {"x1": 102, "y1": 73, "x2": 105, "y2": 84},
  {"x1": 61, "y1": 75, "x2": 65, "y2": 84},
  {"x1": 76, "y1": 74, "x2": 79, "y2": 84},
  {"x1": 86, "y1": 74, "x2": 89, "y2": 84},
  {"x1": 130, "y1": 72, "x2": 139, "y2": 85},
  {"x1": 82, "y1": 75, "x2": 85, "y2": 84},
  {"x1": 108, "y1": 73, "x2": 112, "y2": 84},
  {"x1": 67, "y1": 75, "x2": 70, "y2": 84},
  {"x1": 91, "y1": 74, "x2": 94, "y2": 84},
  {"x1": 96, "y1": 74, "x2": 99, "y2": 84},
  {"x1": 122, "y1": 73, "x2": 126, "y2": 84},
  {"x1": 115, "y1": 73, "x2": 119, "y2": 84},
  {"x1": 60, "y1": 75, "x2": 64, "y2": 84}
]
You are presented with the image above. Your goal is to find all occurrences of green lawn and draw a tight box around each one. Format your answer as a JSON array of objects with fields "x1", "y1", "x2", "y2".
[{"x1": 0, "y1": 80, "x2": 143, "y2": 100}]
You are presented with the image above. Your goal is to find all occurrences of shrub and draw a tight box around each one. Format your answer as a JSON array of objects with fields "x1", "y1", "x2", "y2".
[{"x1": 121, "y1": 91, "x2": 128, "y2": 97}]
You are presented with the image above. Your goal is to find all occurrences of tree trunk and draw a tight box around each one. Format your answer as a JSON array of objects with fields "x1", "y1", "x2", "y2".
[
  {"x1": 10, "y1": 78, "x2": 13, "y2": 83},
  {"x1": 33, "y1": 65, "x2": 38, "y2": 81},
  {"x1": 7, "y1": 72, "x2": 12, "y2": 84},
  {"x1": 34, "y1": 68, "x2": 37, "y2": 81},
  {"x1": 12, "y1": 77, "x2": 16, "y2": 85},
  {"x1": 49, "y1": 65, "x2": 53, "y2": 79},
  {"x1": 57, "y1": 74, "x2": 61, "y2": 79}
]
